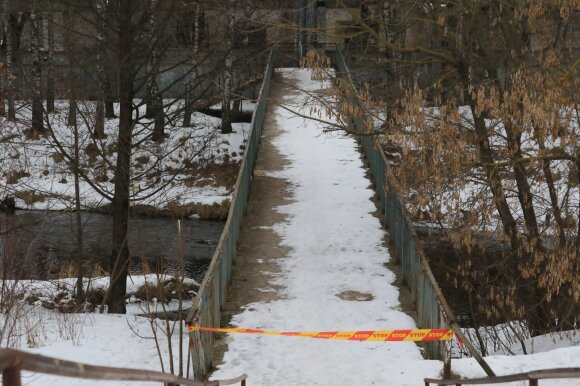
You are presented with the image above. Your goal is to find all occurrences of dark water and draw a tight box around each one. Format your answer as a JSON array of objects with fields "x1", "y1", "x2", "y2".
[{"x1": 0, "y1": 210, "x2": 224, "y2": 282}]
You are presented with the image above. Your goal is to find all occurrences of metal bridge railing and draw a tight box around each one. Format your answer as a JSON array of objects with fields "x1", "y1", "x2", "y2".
[
  {"x1": 425, "y1": 367, "x2": 580, "y2": 386},
  {"x1": 185, "y1": 48, "x2": 275, "y2": 381},
  {"x1": 333, "y1": 49, "x2": 495, "y2": 377},
  {"x1": 0, "y1": 348, "x2": 247, "y2": 386}
]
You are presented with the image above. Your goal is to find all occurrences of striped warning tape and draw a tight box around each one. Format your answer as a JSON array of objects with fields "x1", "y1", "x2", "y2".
[{"x1": 187, "y1": 326, "x2": 453, "y2": 342}]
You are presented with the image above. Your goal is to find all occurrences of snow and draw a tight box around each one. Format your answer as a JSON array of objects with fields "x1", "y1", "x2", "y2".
[
  {"x1": 211, "y1": 68, "x2": 441, "y2": 384},
  {"x1": 210, "y1": 68, "x2": 580, "y2": 385},
  {"x1": 0, "y1": 100, "x2": 250, "y2": 211},
  {"x1": 20, "y1": 312, "x2": 189, "y2": 386},
  {"x1": 1, "y1": 275, "x2": 195, "y2": 386},
  {"x1": 1, "y1": 70, "x2": 579, "y2": 386}
]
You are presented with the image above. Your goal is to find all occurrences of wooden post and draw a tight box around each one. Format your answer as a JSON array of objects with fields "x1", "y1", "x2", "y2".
[
  {"x1": 3, "y1": 367, "x2": 22, "y2": 386},
  {"x1": 442, "y1": 329, "x2": 452, "y2": 379},
  {"x1": 529, "y1": 379, "x2": 538, "y2": 386}
]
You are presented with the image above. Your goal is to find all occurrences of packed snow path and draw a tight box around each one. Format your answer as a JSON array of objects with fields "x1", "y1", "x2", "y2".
[{"x1": 211, "y1": 69, "x2": 442, "y2": 384}]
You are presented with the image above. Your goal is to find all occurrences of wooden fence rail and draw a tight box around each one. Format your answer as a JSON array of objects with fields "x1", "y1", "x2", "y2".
[
  {"x1": 425, "y1": 367, "x2": 580, "y2": 386},
  {"x1": 0, "y1": 348, "x2": 247, "y2": 386}
]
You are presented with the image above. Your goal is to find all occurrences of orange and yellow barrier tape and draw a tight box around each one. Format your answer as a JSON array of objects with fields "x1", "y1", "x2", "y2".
[{"x1": 187, "y1": 326, "x2": 453, "y2": 342}]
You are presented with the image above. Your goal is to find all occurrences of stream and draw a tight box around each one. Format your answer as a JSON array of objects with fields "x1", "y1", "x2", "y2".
[{"x1": 0, "y1": 210, "x2": 224, "y2": 283}]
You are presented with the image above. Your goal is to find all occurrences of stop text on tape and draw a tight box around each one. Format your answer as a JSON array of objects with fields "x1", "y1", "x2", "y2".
[{"x1": 187, "y1": 326, "x2": 453, "y2": 342}]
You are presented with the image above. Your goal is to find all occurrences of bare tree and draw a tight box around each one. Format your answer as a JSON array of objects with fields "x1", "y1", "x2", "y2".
[
  {"x1": 220, "y1": 4, "x2": 235, "y2": 134},
  {"x1": 45, "y1": 0, "x2": 55, "y2": 113},
  {"x1": 145, "y1": 0, "x2": 165, "y2": 142},
  {"x1": 94, "y1": 0, "x2": 106, "y2": 138},
  {"x1": 30, "y1": 0, "x2": 44, "y2": 134},
  {"x1": 182, "y1": 0, "x2": 200, "y2": 127},
  {"x1": 324, "y1": 0, "x2": 579, "y2": 337},
  {"x1": 2, "y1": 0, "x2": 18, "y2": 122}
]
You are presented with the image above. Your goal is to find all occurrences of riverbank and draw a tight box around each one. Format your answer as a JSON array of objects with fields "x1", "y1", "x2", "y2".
[{"x1": 0, "y1": 100, "x2": 255, "y2": 219}]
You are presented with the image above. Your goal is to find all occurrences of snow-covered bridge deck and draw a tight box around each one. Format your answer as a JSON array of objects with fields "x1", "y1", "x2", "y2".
[{"x1": 210, "y1": 68, "x2": 442, "y2": 384}]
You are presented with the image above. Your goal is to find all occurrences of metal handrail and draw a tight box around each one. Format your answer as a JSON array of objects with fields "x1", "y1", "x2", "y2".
[
  {"x1": 425, "y1": 367, "x2": 580, "y2": 385},
  {"x1": 0, "y1": 348, "x2": 247, "y2": 386},
  {"x1": 185, "y1": 48, "x2": 276, "y2": 380},
  {"x1": 332, "y1": 48, "x2": 495, "y2": 377}
]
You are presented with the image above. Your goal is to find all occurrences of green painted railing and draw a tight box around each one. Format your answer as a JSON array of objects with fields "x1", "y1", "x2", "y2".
[
  {"x1": 185, "y1": 49, "x2": 275, "y2": 380},
  {"x1": 334, "y1": 49, "x2": 495, "y2": 376},
  {"x1": 334, "y1": 49, "x2": 467, "y2": 362}
]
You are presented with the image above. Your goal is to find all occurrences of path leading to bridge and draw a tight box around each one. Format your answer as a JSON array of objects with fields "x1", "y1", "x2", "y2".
[{"x1": 211, "y1": 68, "x2": 442, "y2": 385}]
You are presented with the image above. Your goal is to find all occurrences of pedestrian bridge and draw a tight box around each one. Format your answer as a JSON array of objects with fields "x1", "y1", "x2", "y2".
[{"x1": 183, "y1": 49, "x2": 484, "y2": 385}]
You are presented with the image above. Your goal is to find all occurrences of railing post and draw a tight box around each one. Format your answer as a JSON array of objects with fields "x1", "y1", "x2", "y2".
[
  {"x1": 529, "y1": 379, "x2": 538, "y2": 386},
  {"x1": 443, "y1": 339, "x2": 452, "y2": 379},
  {"x1": 3, "y1": 367, "x2": 22, "y2": 386}
]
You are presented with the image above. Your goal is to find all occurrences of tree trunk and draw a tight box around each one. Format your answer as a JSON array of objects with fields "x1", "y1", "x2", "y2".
[
  {"x1": 30, "y1": 0, "x2": 44, "y2": 133},
  {"x1": 470, "y1": 105, "x2": 523, "y2": 257},
  {"x1": 105, "y1": 89, "x2": 115, "y2": 118},
  {"x1": 296, "y1": 0, "x2": 308, "y2": 63},
  {"x1": 505, "y1": 121, "x2": 541, "y2": 247},
  {"x1": 146, "y1": 0, "x2": 164, "y2": 141},
  {"x1": 221, "y1": 11, "x2": 234, "y2": 134},
  {"x1": 0, "y1": 0, "x2": 5, "y2": 116},
  {"x1": 46, "y1": 2, "x2": 55, "y2": 113},
  {"x1": 381, "y1": 0, "x2": 402, "y2": 82},
  {"x1": 68, "y1": 99, "x2": 77, "y2": 126},
  {"x1": 152, "y1": 104, "x2": 164, "y2": 141},
  {"x1": 107, "y1": 0, "x2": 133, "y2": 314},
  {"x1": 94, "y1": 0, "x2": 106, "y2": 138},
  {"x1": 232, "y1": 97, "x2": 241, "y2": 119},
  {"x1": 0, "y1": 69, "x2": 4, "y2": 116},
  {"x1": 305, "y1": 0, "x2": 317, "y2": 49},
  {"x1": 95, "y1": 99, "x2": 105, "y2": 136},
  {"x1": 576, "y1": 157, "x2": 580, "y2": 258},
  {"x1": 535, "y1": 136, "x2": 568, "y2": 246},
  {"x1": 182, "y1": 0, "x2": 200, "y2": 127},
  {"x1": 4, "y1": 0, "x2": 15, "y2": 122},
  {"x1": 221, "y1": 69, "x2": 232, "y2": 133},
  {"x1": 64, "y1": 7, "x2": 77, "y2": 127},
  {"x1": 73, "y1": 116, "x2": 84, "y2": 301}
]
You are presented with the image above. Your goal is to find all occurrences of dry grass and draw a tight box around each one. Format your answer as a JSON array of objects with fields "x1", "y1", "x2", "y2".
[
  {"x1": 133, "y1": 277, "x2": 199, "y2": 303},
  {"x1": 15, "y1": 190, "x2": 46, "y2": 205},
  {"x1": 84, "y1": 143, "x2": 100, "y2": 161},
  {"x1": 56, "y1": 260, "x2": 110, "y2": 279},
  {"x1": 5, "y1": 170, "x2": 31, "y2": 184},
  {"x1": 192, "y1": 201, "x2": 230, "y2": 220},
  {"x1": 50, "y1": 152, "x2": 65, "y2": 164},
  {"x1": 167, "y1": 200, "x2": 230, "y2": 220},
  {"x1": 135, "y1": 155, "x2": 151, "y2": 165},
  {"x1": 182, "y1": 161, "x2": 240, "y2": 190},
  {"x1": 0, "y1": 133, "x2": 19, "y2": 144}
]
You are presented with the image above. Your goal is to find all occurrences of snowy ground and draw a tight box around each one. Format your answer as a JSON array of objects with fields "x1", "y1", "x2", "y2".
[
  {"x1": 210, "y1": 69, "x2": 580, "y2": 385},
  {"x1": 18, "y1": 312, "x2": 190, "y2": 386},
  {"x1": 0, "y1": 100, "x2": 251, "y2": 212},
  {"x1": 4, "y1": 274, "x2": 198, "y2": 312},
  {"x1": 1, "y1": 274, "x2": 196, "y2": 386}
]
